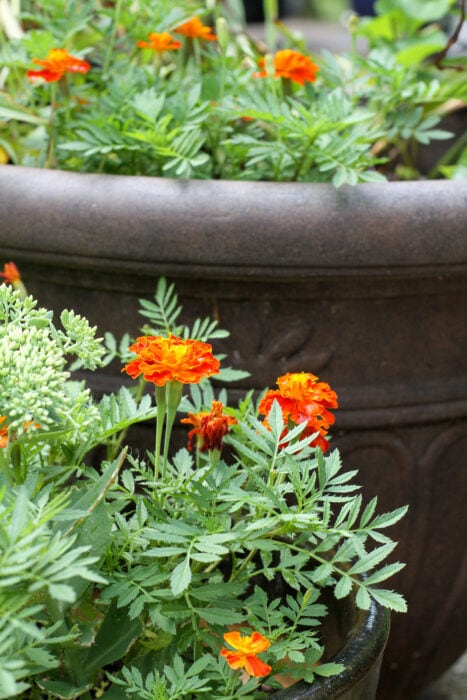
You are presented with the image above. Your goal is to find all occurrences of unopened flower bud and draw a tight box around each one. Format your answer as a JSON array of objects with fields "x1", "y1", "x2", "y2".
[
  {"x1": 348, "y1": 13, "x2": 359, "y2": 34},
  {"x1": 216, "y1": 17, "x2": 229, "y2": 54}
]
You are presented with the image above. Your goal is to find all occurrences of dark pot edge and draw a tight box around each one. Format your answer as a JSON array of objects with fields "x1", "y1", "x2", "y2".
[
  {"x1": 271, "y1": 599, "x2": 391, "y2": 699},
  {"x1": 1, "y1": 165, "x2": 466, "y2": 275}
]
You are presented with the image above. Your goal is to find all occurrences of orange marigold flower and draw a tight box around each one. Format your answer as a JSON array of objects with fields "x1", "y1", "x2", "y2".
[
  {"x1": 27, "y1": 48, "x2": 91, "y2": 83},
  {"x1": 137, "y1": 32, "x2": 181, "y2": 52},
  {"x1": 0, "y1": 262, "x2": 21, "y2": 285},
  {"x1": 181, "y1": 400, "x2": 237, "y2": 452},
  {"x1": 258, "y1": 372, "x2": 338, "y2": 452},
  {"x1": 257, "y1": 49, "x2": 319, "y2": 85},
  {"x1": 123, "y1": 334, "x2": 220, "y2": 387},
  {"x1": 0, "y1": 417, "x2": 8, "y2": 449},
  {"x1": 174, "y1": 17, "x2": 217, "y2": 41},
  {"x1": 221, "y1": 630, "x2": 272, "y2": 677},
  {"x1": 0, "y1": 417, "x2": 39, "y2": 447}
]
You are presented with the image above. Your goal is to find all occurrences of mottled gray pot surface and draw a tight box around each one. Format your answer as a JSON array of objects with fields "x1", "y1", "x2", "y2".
[{"x1": 1, "y1": 166, "x2": 466, "y2": 699}]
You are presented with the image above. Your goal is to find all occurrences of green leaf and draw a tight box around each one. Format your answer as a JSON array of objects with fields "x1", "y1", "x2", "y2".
[
  {"x1": 195, "y1": 607, "x2": 245, "y2": 625},
  {"x1": 48, "y1": 583, "x2": 76, "y2": 603},
  {"x1": 37, "y1": 680, "x2": 91, "y2": 699},
  {"x1": 369, "y1": 587, "x2": 408, "y2": 612},
  {"x1": 370, "y1": 505, "x2": 408, "y2": 529},
  {"x1": 170, "y1": 555, "x2": 192, "y2": 596},
  {"x1": 356, "y1": 586, "x2": 372, "y2": 610},
  {"x1": 364, "y1": 562, "x2": 406, "y2": 585},
  {"x1": 0, "y1": 102, "x2": 47, "y2": 125},
  {"x1": 348, "y1": 542, "x2": 397, "y2": 575},
  {"x1": 83, "y1": 601, "x2": 142, "y2": 674},
  {"x1": 334, "y1": 576, "x2": 353, "y2": 599},
  {"x1": 314, "y1": 662, "x2": 345, "y2": 677}
]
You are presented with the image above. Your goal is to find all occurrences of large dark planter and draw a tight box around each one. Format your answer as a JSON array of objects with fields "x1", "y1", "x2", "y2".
[
  {"x1": 0, "y1": 166, "x2": 466, "y2": 698},
  {"x1": 271, "y1": 595, "x2": 390, "y2": 699}
]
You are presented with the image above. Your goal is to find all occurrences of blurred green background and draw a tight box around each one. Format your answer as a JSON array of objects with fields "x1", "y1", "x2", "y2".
[{"x1": 302, "y1": 0, "x2": 350, "y2": 20}]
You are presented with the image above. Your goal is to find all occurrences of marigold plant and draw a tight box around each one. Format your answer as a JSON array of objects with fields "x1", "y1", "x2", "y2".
[
  {"x1": 0, "y1": 0, "x2": 464, "y2": 184},
  {"x1": 0, "y1": 269, "x2": 408, "y2": 699}
]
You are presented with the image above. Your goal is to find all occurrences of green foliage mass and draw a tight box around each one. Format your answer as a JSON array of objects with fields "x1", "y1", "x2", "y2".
[
  {"x1": 0, "y1": 278, "x2": 407, "y2": 699},
  {"x1": 0, "y1": 0, "x2": 465, "y2": 185}
]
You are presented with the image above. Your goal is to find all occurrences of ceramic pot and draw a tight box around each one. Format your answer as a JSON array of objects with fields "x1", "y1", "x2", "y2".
[{"x1": 0, "y1": 165, "x2": 466, "y2": 698}]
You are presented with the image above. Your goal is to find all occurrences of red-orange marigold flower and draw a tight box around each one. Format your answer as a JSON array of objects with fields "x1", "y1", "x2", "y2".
[
  {"x1": 258, "y1": 372, "x2": 338, "y2": 451},
  {"x1": 0, "y1": 262, "x2": 21, "y2": 285},
  {"x1": 181, "y1": 400, "x2": 237, "y2": 452},
  {"x1": 257, "y1": 49, "x2": 319, "y2": 85},
  {"x1": 27, "y1": 48, "x2": 91, "y2": 83},
  {"x1": 0, "y1": 417, "x2": 8, "y2": 449},
  {"x1": 123, "y1": 335, "x2": 220, "y2": 386},
  {"x1": 137, "y1": 32, "x2": 181, "y2": 52},
  {"x1": 0, "y1": 417, "x2": 40, "y2": 447},
  {"x1": 221, "y1": 630, "x2": 272, "y2": 677},
  {"x1": 174, "y1": 17, "x2": 217, "y2": 41}
]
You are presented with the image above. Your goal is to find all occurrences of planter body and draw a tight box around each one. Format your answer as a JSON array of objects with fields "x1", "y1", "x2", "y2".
[{"x1": 1, "y1": 166, "x2": 466, "y2": 697}]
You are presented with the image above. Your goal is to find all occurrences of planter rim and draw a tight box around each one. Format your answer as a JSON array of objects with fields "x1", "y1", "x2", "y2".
[
  {"x1": 271, "y1": 597, "x2": 391, "y2": 698},
  {"x1": 1, "y1": 165, "x2": 466, "y2": 279}
]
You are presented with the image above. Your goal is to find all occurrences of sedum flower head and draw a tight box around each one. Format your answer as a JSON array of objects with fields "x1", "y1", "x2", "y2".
[{"x1": 0, "y1": 285, "x2": 101, "y2": 438}]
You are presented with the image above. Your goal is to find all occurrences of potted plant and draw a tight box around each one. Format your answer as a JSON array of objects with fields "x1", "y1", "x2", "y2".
[
  {"x1": 0, "y1": 271, "x2": 405, "y2": 699},
  {"x1": 0, "y1": 1, "x2": 466, "y2": 696}
]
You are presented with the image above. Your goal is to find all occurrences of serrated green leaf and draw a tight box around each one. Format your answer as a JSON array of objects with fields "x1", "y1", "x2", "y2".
[
  {"x1": 364, "y1": 562, "x2": 406, "y2": 585},
  {"x1": 170, "y1": 555, "x2": 192, "y2": 596},
  {"x1": 369, "y1": 587, "x2": 407, "y2": 612},
  {"x1": 334, "y1": 576, "x2": 353, "y2": 599},
  {"x1": 195, "y1": 607, "x2": 245, "y2": 625},
  {"x1": 370, "y1": 505, "x2": 409, "y2": 529},
  {"x1": 83, "y1": 601, "x2": 142, "y2": 673},
  {"x1": 356, "y1": 586, "x2": 372, "y2": 610},
  {"x1": 314, "y1": 662, "x2": 345, "y2": 677},
  {"x1": 348, "y1": 542, "x2": 397, "y2": 575}
]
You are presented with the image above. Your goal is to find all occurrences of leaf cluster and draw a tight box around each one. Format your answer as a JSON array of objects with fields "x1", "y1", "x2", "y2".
[{"x1": 0, "y1": 276, "x2": 408, "y2": 699}]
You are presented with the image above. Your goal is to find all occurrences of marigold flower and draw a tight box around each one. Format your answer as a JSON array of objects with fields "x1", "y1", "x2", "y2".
[
  {"x1": 257, "y1": 49, "x2": 319, "y2": 85},
  {"x1": 0, "y1": 417, "x2": 8, "y2": 448},
  {"x1": 174, "y1": 17, "x2": 217, "y2": 41},
  {"x1": 221, "y1": 630, "x2": 272, "y2": 677},
  {"x1": 0, "y1": 416, "x2": 40, "y2": 447},
  {"x1": 123, "y1": 334, "x2": 220, "y2": 386},
  {"x1": 27, "y1": 48, "x2": 90, "y2": 83},
  {"x1": 181, "y1": 400, "x2": 237, "y2": 452},
  {"x1": 258, "y1": 372, "x2": 338, "y2": 451},
  {"x1": 137, "y1": 32, "x2": 181, "y2": 53},
  {"x1": 0, "y1": 262, "x2": 21, "y2": 285}
]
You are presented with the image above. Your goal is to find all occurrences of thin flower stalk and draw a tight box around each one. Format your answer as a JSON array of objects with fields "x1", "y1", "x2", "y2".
[{"x1": 123, "y1": 334, "x2": 219, "y2": 477}]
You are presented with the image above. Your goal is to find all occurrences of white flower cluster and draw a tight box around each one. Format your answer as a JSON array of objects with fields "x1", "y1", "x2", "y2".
[{"x1": 0, "y1": 285, "x2": 101, "y2": 439}]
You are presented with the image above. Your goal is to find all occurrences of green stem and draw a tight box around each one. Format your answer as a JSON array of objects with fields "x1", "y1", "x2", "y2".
[
  {"x1": 154, "y1": 385, "x2": 167, "y2": 481},
  {"x1": 161, "y1": 381, "x2": 183, "y2": 479},
  {"x1": 102, "y1": 0, "x2": 124, "y2": 76},
  {"x1": 263, "y1": 0, "x2": 278, "y2": 52},
  {"x1": 45, "y1": 82, "x2": 56, "y2": 168}
]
